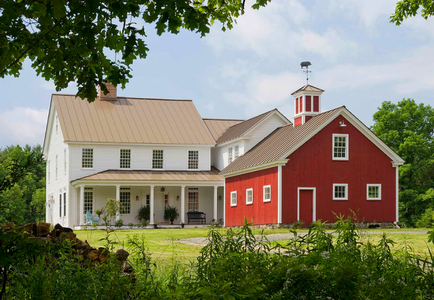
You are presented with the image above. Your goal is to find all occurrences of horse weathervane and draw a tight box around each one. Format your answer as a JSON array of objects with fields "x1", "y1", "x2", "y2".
[{"x1": 300, "y1": 61, "x2": 311, "y2": 84}]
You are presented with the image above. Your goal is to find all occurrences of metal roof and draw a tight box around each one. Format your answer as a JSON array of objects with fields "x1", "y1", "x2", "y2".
[
  {"x1": 53, "y1": 95, "x2": 216, "y2": 145},
  {"x1": 72, "y1": 167, "x2": 224, "y2": 183},
  {"x1": 291, "y1": 84, "x2": 325, "y2": 95},
  {"x1": 220, "y1": 107, "x2": 344, "y2": 174},
  {"x1": 203, "y1": 118, "x2": 244, "y2": 141},
  {"x1": 215, "y1": 109, "x2": 279, "y2": 145}
]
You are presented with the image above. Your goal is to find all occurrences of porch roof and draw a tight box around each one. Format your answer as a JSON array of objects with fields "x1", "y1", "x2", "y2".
[{"x1": 71, "y1": 168, "x2": 224, "y2": 184}]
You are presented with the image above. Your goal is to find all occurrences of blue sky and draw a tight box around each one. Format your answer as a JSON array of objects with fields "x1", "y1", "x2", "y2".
[{"x1": 1, "y1": 0, "x2": 433, "y2": 148}]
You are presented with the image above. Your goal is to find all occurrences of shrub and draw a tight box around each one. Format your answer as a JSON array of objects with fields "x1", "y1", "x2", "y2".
[
  {"x1": 416, "y1": 208, "x2": 434, "y2": 228},
  {"x1": 114, "y1": 219, "x2": 124, "y2": 228},
  {"x1": 137, "y1": 205, "x2": 150, "y2": 222}
]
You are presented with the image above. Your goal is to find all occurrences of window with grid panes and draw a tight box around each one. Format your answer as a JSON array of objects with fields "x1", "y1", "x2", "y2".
[
  {"x1": 188, "y1": 188, "x2": 199, "y2": 211},
  {"x1": 246, "y1": 188, "x2": 253, "y2": 205},
  {"x1": 234, "y1": 145, "x2": 239, "y2": 159},
  {"x1": 84, "y1": 188, "x2": 93, "y2": 213},
  {"x1": 153, "y1": 150, "x2": 163, "y2": 169},
  {"x1": 120, "y1": 149, "x2": 131, "y2": 168},
  {"x1": 333, "y1": 184, "x2": 348, "y2": 200},
  {"x1": 82, "y1": 149, "x2": 93, "y2": 168},
  {"x1": 333, "y1": 134, "x2": 348, "y2": 160},
  {"x1": 367, "y1": 184, "x2": 381, "y2": 200},
  {"x1": 228, "y1": 147, "x2": 233, "y2": 163},
  {"x1": 120, "y1": 188, "x2": 131, "y2": 214},
  {"x1": 188, "y1": 151, "x2": 199, "y2": 169},
  {"x1": 263, "y1": 185, "x2": 271, "y2": 202}
]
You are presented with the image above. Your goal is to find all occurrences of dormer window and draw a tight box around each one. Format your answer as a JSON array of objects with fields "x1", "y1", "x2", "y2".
[
  {"x1": 120, "y1": 149, "x2": 131, "y2": 168},
  {"x1": 228, "y1": 147, "x2": 233, "y2": 164},
  {"x1": 234, "y1": 145, "x2": 239, "y2": 159},
  {"x1": 333, "y1": 134, "x2": 349, "y2": 160}
]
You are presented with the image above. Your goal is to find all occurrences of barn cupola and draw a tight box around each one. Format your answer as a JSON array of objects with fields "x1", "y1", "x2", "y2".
[{"x1": 291, "y1": 84, "x2": 324, "y2": 127}]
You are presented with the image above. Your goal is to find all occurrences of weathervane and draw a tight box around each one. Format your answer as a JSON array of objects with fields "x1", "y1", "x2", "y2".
[{"x1": 300, "y1": 61, "x2": 312, "y2": 84}]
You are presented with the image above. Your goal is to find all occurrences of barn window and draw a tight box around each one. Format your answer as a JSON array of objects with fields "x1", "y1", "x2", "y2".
[
  {"x1": 230, "y1": 191, "x2": 237, "y2": 207},
  {"x1": 263, "y1": 185, "x2": 271, "y2": 202},
  {"x1": 332, "y1": 134, "x2": 349, "y2": 160},
  {"x1": 367, "y1": 184, "x2": 381, "y2": 200},
  {"x1": 246, "y1": 188, "x2": 253, "y2": 205},
  {"x1": 333, "y1": 184, "x2": 348, "y2": 200}
]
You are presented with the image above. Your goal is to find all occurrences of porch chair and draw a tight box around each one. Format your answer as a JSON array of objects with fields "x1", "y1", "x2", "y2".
[{"x1": 85, "y1": 211, "x2": 99, "y2": 225}]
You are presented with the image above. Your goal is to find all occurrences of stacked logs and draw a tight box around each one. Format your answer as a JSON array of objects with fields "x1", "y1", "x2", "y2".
[{"x1": 9, "y1": 222, "x2": 133, "y2": 274}]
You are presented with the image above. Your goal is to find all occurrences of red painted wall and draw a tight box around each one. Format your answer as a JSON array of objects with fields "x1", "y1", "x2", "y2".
[
  {"x1": 225, "y1": 167, "x2": 278, "y2": 226},
  {"x1": 306, "y1": 96, "x2": 312, "y2": 111},
  {"x1": 294, "y1": 117, "x2": 302, "y2": 127},
  {"x1": 282, "y1": 115, "x2": 396, "y2": 223},
  {"x1": 313, "y1": 96, "x2": 319, "y2": 112}
]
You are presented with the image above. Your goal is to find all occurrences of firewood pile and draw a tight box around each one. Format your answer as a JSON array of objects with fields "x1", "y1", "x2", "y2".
[{"x1": 6, "y1": 222, "x2": 133, "y2": 275}]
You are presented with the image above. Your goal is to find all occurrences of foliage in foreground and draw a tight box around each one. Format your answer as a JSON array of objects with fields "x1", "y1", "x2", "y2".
[{"x1": 2, "y1": 218, "x2": 434, "y2": 299}]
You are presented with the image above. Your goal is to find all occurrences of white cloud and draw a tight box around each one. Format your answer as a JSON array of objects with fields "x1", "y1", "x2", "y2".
[{"x1": 0, "y1": 107, "x2": 48, "y2": 146}]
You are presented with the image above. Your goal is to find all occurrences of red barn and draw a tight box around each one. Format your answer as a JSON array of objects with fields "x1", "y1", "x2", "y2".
[{"x1": 221, "y1": 85, "x2": 404, "y2": 226}]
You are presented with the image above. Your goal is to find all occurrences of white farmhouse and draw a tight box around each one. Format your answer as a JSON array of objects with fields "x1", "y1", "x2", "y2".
[{"x1": 43, "y1": 83, "x2": 290, "y2": 228}]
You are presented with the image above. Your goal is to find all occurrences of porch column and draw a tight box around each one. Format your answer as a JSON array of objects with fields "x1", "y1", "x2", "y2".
[
  {"x1": 150, "y1": 186, "x2": 155, "y2": 225},
  {"x1": 180, "y1": 186, "x2": 185, "y2": 224},
  {"x1": 213, "y1": 186, "x2": 218, "y2": 222},
  {"x1": 79, "y1": 185, "x2": 85, "y2": 225},
  {"x1": 116, "y1": 185, "x2": 120, "y2": 221}
]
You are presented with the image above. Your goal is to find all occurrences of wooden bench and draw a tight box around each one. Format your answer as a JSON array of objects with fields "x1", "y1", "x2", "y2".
[{"x1": 187, "y1": 211, "x2": 206, "y2": 224}]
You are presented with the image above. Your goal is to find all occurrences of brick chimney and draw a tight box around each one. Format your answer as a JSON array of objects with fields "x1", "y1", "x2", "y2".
[
  {"x1": 292, "y1": 84, "x2": 324, "y2": 127},
  {"x1": 98, "y1": 81, "x2": 117, "y2": 100}
]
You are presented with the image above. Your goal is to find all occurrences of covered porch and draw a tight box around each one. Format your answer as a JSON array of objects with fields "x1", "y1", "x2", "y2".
[{"x1": 71, "y1": 169, "x2": 224, "y2": 229}]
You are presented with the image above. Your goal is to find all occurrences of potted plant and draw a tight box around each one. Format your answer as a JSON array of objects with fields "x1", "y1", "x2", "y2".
[
  {"x1": 293, "y1": 220, "x2": 304, "y2": 229},
  {"x1": 137, "y1": 205, "x2": 150, "y2": 222},
  {"x1": 164, "y1": 205, "x2": 180, "y2": 225}
]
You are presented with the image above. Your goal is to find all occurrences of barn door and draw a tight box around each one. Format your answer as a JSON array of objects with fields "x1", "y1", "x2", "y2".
[{"x1": 297, "y1": 188, "x2": 316, "y2": 226}]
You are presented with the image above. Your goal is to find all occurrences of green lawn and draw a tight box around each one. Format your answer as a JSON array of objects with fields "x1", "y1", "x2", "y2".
[{"x1": 75, "y1": 227, "x2": 433, "y2": 267}]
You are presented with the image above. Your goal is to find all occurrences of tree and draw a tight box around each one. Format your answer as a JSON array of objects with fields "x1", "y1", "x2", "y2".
[
  {"x1": 0, "y1": 145, "x2": 46, "y2": 225},
  {"x1": 0, "y1": 0, "x2": 271, "y2": 102},
  {"x1": 371, "y1": 99, "x2": 434, "y2": 226},
  {"x1": 391, "y1": 0, "x2": 434, "y2": 25}
]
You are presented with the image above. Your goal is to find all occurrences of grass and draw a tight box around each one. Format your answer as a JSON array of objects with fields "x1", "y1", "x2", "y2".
[{"x1": 75, "y1": 227, "x2": 434, "y2": 266}]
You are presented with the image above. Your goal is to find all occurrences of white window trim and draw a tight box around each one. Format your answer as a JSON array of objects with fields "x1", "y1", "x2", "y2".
[
  {"x1": 333, "y1": 184, "x2": 348, "y2": 201},
  {"x1": 246, "y1": 188, "x2": 253, "y2": 205},
  {"x1": 263, "y1": 185, "x2": 271, "y2": 202},
  {"x1": 119, "y1": 148, "x2": 132, "y2": 169},
  {"x1": 234, "y1": 145, "x2": 239, "y2": 159},
  {"x1": 367, "y1": 184, "x2": 382, "y2": 200},
  {"x1": 81, "y1": 148, "x2": 94, "y2": 169},
  {"x1": 332, "y1": 133, "x2": 349, "y2": 161},
  {"x1": 230, "y1": 191, "x2": 237, "y2": 207},
  {"x1": 152, "y1": 149, "x2": 164, "y2": 170}
]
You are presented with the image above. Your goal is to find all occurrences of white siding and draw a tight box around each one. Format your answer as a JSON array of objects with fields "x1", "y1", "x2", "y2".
[
  {"x1": 69, "y1": 144, "x2": 212, "y2": 181},
  {"x1": 45, "y1": 109, "x2": 70, "y2": 227},
  {"x1": 244, "y1": 114, "x2": 287, "y2": 152}
]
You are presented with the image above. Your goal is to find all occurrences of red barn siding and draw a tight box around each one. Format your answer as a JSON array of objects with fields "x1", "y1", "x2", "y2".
[
  {"x1": 282, "y1": 115, "x2": 396, "y2": 224},
  {"x1": 296, "y1": 98, "x2": 299, "y2": 114},
  {"x1": 225, "y1": 167, "x2": 278, "y2": 226},
  {"x1": 305, "y1": 116, "x2": 312, "y2": 122},
  {"x1": 294, "y1": 117, "x2": 303, "y2": 127},
  {"x1": 299, "y1": 97, "x2": 303, "y2": 113}
]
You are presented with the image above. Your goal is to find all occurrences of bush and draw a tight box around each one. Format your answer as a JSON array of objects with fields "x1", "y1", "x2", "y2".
[
  {"x1": 137, "y1": 205, "x2": 150, "y2": 222},
  {"x1": 114, "y1": 219, "x2": 124, "y2": 228},
  {"x1": 416, "y1": 208, "x2": 434, "y2": 228}
]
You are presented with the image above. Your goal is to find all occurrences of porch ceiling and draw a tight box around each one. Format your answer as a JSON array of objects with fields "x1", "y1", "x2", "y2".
[{"x1": 71, "y1": 167, "x2": 224, "y2": 184}]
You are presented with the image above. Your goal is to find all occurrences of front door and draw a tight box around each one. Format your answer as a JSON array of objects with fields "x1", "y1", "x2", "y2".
[{"x1": 298, "y1": 188, "x2": 316, "y2": 226}]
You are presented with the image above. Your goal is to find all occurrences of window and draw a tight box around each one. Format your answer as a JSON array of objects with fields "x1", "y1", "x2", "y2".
[
  {"x1": 234, "y1": 145, "x2": 239, "y2": 159},
  {"x1": 246, "y1": 188, "x2": 253, "y2": 205},
  {"x1": 47, "y1": 160, "x2": 50, "y2": 183},
  {"x1": 188, "y1": 150, "x2": 199, "y2": 169},
  {"x1": 120, "y1": 149, "x2": 131, "y2": 169},
  {"x1": 188, "y1": 188, "x2": 199, "y2": 211},
  {"x1": 367, "y1": 184, "x2": 381, "y2": 200},
  {"x1": 228, "y1": 147, "x2": 233, "y2": 164},
  {"x1": 146, "y1": 195, "x2": 150, "y2": 207},
  {"x1": 55, "y1": 155, "x2": 58, "y2": 180},
  {"x1": 230, "y1": 191, "x2": 237, "y2": 207},
  {"x1": 82, "y1": 149, "x2": 93, "y2": 168},
  {"x1": 263, "y1": 185, "x2": 271, "y2": 202},
  {"x1": 59, "y1": 193, "x2": 62, "y2": 217},
  {"x1": 333, "y1": 184, "x2": 348, "y2": 200},
  {"x1": 55, "y1": 115, "x2": 58, "y2": 133},
  {"x1": 120, "y1": 188, "x2": 131, "y2": 214},
  {"x1": 64, "y1": 149, "x2": 67, "y2": 175},
  {"x1": 63, "y1": 192, "x2": 66, "y2": 216},
  {"x1": 333, "y1": 134, "x2": 349, "y2": 160},
  {"x1": 153, "y1": 150, "x2": 163, "y2": 169},
  {"x1": 84, "y1": 188, "x2": 93, "y2": 214}
]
